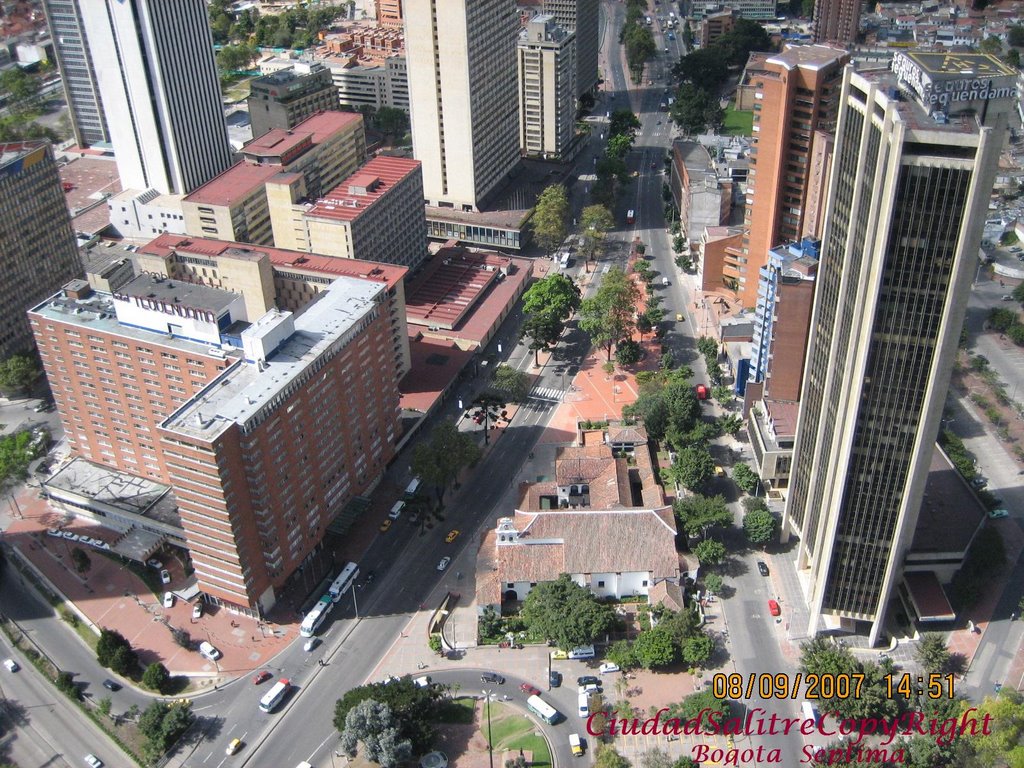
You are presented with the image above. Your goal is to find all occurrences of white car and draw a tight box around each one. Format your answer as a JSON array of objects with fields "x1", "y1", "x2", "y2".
[
  {"x1": 437, "y1": 556, "x2": 451, "y2": 571},
  {"x1": 199, "y1": 641, "x2": 221, "y2": 661},
  {"x1": 191, "y1": 603, "x2": 203, "y2": 620},
  {"x1": 3, "y1": 659, "x2": 19, "y2": 672},
  {"x1": 162, "y1": 592, "x2": 174, "y2": 609},
  {"x1": 62, "y1": 531, "x2": 79, "y2": 541},
  {"x1": 303, "y1": 637, "x2": 319, "y2": 652},
  {"x1": 84, "y1": 756, "x2": 104, "y2": 768},
  {"x1": 599, "y1": 662, "x2": 621, "y2": 674},
  {"x1": 46, "y1": 528, "x2": 63, "y2": 537},
  {"x1": 159, "y1": 569, "x2": 171, "y2": 584}
]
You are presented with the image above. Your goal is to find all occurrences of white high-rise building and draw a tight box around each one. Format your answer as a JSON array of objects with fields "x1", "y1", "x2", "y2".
[
  {"x1": 517, "y1": 16, "x2": 577, "y2": 160},
  {"x1": 78, "y1": 0, "x2": 233, "y2": 194},
  {"x1": 542, "y1": 0, "x2": 598, "y2": 97},
  {"x1": 405, "y1": 0, "x2": 521, "y2": 211}
]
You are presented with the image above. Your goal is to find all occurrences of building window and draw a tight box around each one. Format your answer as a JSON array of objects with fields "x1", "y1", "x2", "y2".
[{"x1": 597, "y1": 580, "x2": 605, "y2": 588}]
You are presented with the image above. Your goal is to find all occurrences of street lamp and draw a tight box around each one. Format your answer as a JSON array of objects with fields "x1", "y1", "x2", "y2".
[{"x1": 482, "y1": 690, "x2": 495, "y2": 768}]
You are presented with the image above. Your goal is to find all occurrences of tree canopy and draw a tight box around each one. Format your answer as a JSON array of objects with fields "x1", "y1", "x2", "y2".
[
  {"x1": 742, "y1": 507, "x2": 776, "y2": 547},
  {"x1": 531, "y1": 185, "x2": 570, "y2": 256},
  {"x1": 0, "y1": 355, "x2": 39, "y2": 392},
  {"x1": 521, "y1": 574, "x2": 616, "y2": 649},
  {"x1": 334, "y1": 676, "x2": 443, "y2": 755},
  {"x1": 693, "y1": 538, "x2": 726, "y2": 566},
  {"x1": 340, "y1": 700, "x2": 412, "y2": 767},
  {"x1": 665, "y1": 446, "x2": 716, "y2": 492},
  {"x1": 492, "y1": 365, "x2": 529, "y2": 403},
  {"x1": 520, "y1": 273, "x2": 581, "y2": 364},
  {"x1": 579, "y1": 205, "x2": 615, "y2": 262},
  {"x1": 673, "y1": 494, "x2": 732, "y2": 538},
  {"x1": 579, "y1": 267, "x2": 641, "y2": 361},
  {"x1": 410, "y1": 420, "x2": 481, "y2": 507}
]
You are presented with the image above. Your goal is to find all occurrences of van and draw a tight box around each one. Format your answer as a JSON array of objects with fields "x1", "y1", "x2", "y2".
[
  {"x1": 578, "y1": 692, "x2": 590, "y2": 717},
  {"x1": 569, "y1": 733, "x2": 584, "y2": 757},
  {"x1": 389, "y1": 501, "x2": 405, "y2": 520},
  {"x1": 568, "y1": 645, "x2": 595, "y2": 659},
  {"x1": 414, "y1": 675, "x2": 432, "y2": 688},
  {"x1": 481, "y1": 672, "x2": 505, "y2": 684},
  {"x1": 404, "y1": 477, "x2": 421, "y2": 499}
]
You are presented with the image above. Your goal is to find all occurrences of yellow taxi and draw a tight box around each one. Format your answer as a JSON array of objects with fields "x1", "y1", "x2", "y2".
[
  {"x1": 446, "y1": 529, "x2": 460, "y2": 543},
  {"x1": 676, "y1": 312, "x2": 684, "y2": 322},
  {"x1": 226, "y1": 738, "x2": 242, "y2": 755},
  {"x1": 379, "y1": 519, "x2": 392, "y2": 533}
]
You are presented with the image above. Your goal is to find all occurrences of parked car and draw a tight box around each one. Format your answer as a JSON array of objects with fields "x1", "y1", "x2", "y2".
[
  {"x1": 520, "y1": 683, "x2": 541, "y2": 696},
  {"x1": 577, "y1": 675, "x2": 600, "y2": 687},
  {"x1": 757, "y1": 561, "x2": 770, "y2": 577},
  {"x1": 102, "y1": 679, "x2": 121, "y2": 692},
  {"x1": 599, "y1": 662, "x2": 620, "y2": 674},
  {"x1": 62, "y1": 531, "x2": 79, "y2": 541},
  {"x1": 199, "y1": 641, "x2": 222, "y2": 661},
  {"x1": 768, "y1": 599, "x2": 781, "y2": 617},
  {"x1": 549, "y1": 670, "x2": 562, "y2": 688},
  {"x1": 226, "y1": 738, "x2": 242, "y2": 755},
  {"x1": 147, "y1": 558, "x2": 163, "y2": 569},
  {"x1": 191, "y1": 603, "x2": 203, "y2": 620},
  {"x1": 989, "y1": 508, "x2": 1010, "y2": 519},
  {"x1": 437, "y1": 556, "x2": 451, "y2": 571},
  {"x1": 159, "y1": 569, "x2": 171, "y2": 585},
  {"x1": 3, "y1": 659, "x2": 19, "y2": 673},
  {"x1": 970, "y1": 477, "x2": 987, "y2": 489},
  {"x1": 252, "y1": 670, "x2": 272, "y2": 685},
  {"x1": 578, "y1": 683, "x2": 601, "y2": 694},
  {"x1": 481, "y1": 672, "x2": 505, "y2": 684},
  {"x1": 46, "y1": 528, "x2": 63, "y2": 537},
  {"x1": 446, "y1": 529, "x2": 460, "y2": 543}
]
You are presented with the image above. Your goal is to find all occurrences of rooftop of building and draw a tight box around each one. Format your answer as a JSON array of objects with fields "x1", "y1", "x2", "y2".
[
  {"x1": 161, "y1": 277, "x2": 385, "y2": 442},
  {"x1": 765, "y1": 43, "x2": 849, "y2": 71},
  {"x1": 139, "y1": 233, "x2": 407, "y2": 291},
  {"x1": 81, "y1": 241, "x2": 138, "y2": 276},
  {"x1": 762, "y1": 398, "x2": 800, "y2": 441},
  {"x1": 184, "y1": 111, "x2": 363, "y2": 207},
  {"x1": 424, "y1": 204, "x2": 532, "y2": 230},
  {"x1": 910, "y1": 446, "x2": 987, "y2": 554},
  {"x1": 902, "y1": 50, "x2": 1016, "y2": 77},
  {"x1": 44, "y1": 457, "x2": 181, "y2": 529},
  {"x1": 673, "y1": 140, "x2": 715, "y2": 172},
  {"x1": 31, "y1": 283, "x2": 241, "y2": 361},
  {"x1": 305, "y1": 156, "x2": 420, "y2": 223},
  {"x1": 405, "y1": 248, "x2": 509, "y2": 331},
  {"x1": 0, "y1": 140, "x2": 47, "y2": 171},
  {"x1": 114, "y1": 273, "x2": 241, "y2": 315},
  {"x1": 58, "y1": 155, "x2": 122, "y2": 237},
  {"x1": 250, "y1": 63, "x2": 329, "y2": 88}
]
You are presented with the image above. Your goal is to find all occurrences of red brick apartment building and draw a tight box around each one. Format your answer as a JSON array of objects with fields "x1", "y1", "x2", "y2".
[{"x1": 31, "y1": 273, "x2": 400, "y2": 614}]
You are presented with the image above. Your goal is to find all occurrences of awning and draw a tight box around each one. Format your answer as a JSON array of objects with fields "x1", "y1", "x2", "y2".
[{"x1": 904, "y1": 571, "x2": 956, "y2": 622}]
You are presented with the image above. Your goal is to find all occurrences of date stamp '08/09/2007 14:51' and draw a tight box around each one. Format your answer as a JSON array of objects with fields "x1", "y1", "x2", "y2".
[{"x1": 708, "y1": 672, "x2": 957, "y2": 701}]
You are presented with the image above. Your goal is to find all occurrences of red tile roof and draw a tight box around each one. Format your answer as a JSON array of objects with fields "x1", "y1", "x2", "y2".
[
  {"x1": 305, "y1": 156, "x2": 420, "y2": 223},
  {"x1": 182, "y1": 162, "x2": 281, "y2": 207},
  {"x1": 138, "y1": 234, "x2": 406, "y2": 290}
]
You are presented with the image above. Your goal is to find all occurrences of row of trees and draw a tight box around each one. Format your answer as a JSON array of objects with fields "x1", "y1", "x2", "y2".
[
  {"x1": 605, "y1": 605, "x2": 716, "y2": 670},
  {"x1": 594, "y1": 110, "x2": 641, "y2": 209},
  {"x1": 579, "y1": 267, "x2": 642, "y2": 363},
  {"x1": 620, "y1": 1, "x2": 657, "y2": 82},
  {"x1": 669, "y1": 20, "x2": 772, "y2": 135},
  {"x1": 96, "y1": 628, "x2": 173, "y2": 693},
  {"x1": 410, "y1": 421, "x2": 481, "y2": 510},
  {"x1": 208, "y1": 1, "x2": 348, "y2": 50}
]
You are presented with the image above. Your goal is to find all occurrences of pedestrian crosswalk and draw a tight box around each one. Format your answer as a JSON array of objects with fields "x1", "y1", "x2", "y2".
[{"x1": 528, "y1": 386, "x2": 564, "y2": 403}]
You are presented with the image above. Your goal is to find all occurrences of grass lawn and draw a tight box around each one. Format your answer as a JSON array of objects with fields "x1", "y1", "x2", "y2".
[
  {"x1": 439, "y1": 697, "x2": 476, "y2": 724},
  {"x1": 480, "y1": 704, "x2": 553, "y2": 768},
  {"x1": 506, "y1": 733, "x2": 552, "y2": 768},
  {"x1": 722, "y1": 105, "x2": 754, "y2": 136}
]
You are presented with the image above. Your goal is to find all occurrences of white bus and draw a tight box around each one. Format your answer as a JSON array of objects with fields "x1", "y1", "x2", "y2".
[
  {"x1": 526, "y1": 695, "x2": 561, "y2": 725},
  {"x1": 329, "y1": 562, "x2": 360, "y2": 602},
  {"x1": 260, "y1": 679, "x2": 291, "y2": 713},
  {"x1": 299, "y1": 596, "x2": 333, "y2": 637}
]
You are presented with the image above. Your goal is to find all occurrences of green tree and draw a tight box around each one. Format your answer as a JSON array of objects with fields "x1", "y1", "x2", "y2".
[
  {"x1": 609, "y1": 109, "x2": 642, "y2": 140},
  {"x1": 717, "y1": 413, "x2": 743, "y2": 435},
  {"x1": 340, "y1": 700, "x2": 412, "y2": 767},
  {"x1": 711, "y1": 385, "x2": 733, "y2": 406},
  {"x1": 0, "y1": 354, "x2": 39, "y2": 392},
  {"x1": 671, "y1": 83, "x2": 717, "y2": 135},
  {"x1": 693, "y1": 538, "x2": 726, "y2": 566},
  {"x1": 659, "y1": 607, "x2": 702, "y2": 648},
  {"x1": 375, "y1": 107, "x2": 409, "y2": 137},
  {"x1": 0, "y1": 68, "x2": 40, "y2": 109},
  {"x1": 731, "y1": 463, "x2": 759, "y2": 494},
  {"x1": 520, "y1": 274, "x2": 581, "y2": 363},
  {"x1": 667, "y1": 691, "x2": 730, "y2": 726},
  {"x1": 605, "y1": 639, "x2": 638, "y2": 670},
  {"x1": 334, "y1": 676, "x2": 443, "y2": 754},
  {"x1": 1008, "y1": 324, "x2": 1024, "y2": 346},
  {"x1": 109, "y1": 645, "x2": 138, "y2": 676},
  {"x1": 521, "y1": 573, "x2": 616, "y2": 650},
  {"x1": 988, "y1": 307, "x2": 1018, "y2": 331},
  {"x1": 914, "y1": 633, "x2": 952, "y2": 675},
  {"x1": 606, "y1": 132, "x2": 634, "y2": 159},
  {"x1": 681, "y1": 632, "x2": 716, "y2": 668},
  {"x1": 138, "y1": 701, "x2": 195, "y2": 764},
  {"x1": 55, "y1": 670, "x2": 80, "y2": 699},
  {"x1": 96, "y1": 628, "x2": 132, "y2": 668},
  {"x1": 1013, "y1": 282, "x2": 1024, "y2": 304},
  {"x1": 479, "y1": 605, "x2": 502, "y2": 640},
  {"x1": 531, "y1": 185, "x2": 570, "y2": 256},
  {"x1": 1009, "y1": 24, "x2": 1024, "y2": 47},
  {"x1": 579, "y1": 267, "x2": 641, "y2": 361},
  {"x1": 70, "y1": 547, "x2": 91, "y2": 574},
  {"x1": 636, "y1": 314, "x2": 653, "y2": 341},
  {"x1": 142, "y1": 662, "x2": 170, "y2": 693},
  {"x1": 521, "y1": 311, "x2": 565, "y2": 367},
  {"x1": 579, "y1": 204, "x2": 615, "y2": 264},
  {"x1": 216, "y1": 44, "x2": 257, "y2": 73},
  {"x1": 640, "y1": 748, "x2": 674, "y2": 768},
  {"x1": 594, "y1": 744, "x2": 631, "y2": 768},
  {"x1": 492, "y1": 365, "x2": 529, "y2": 403},
  {"x1": 615, "y1": 339, "x2": 643, "y2": 367},
  {"x1": 666, "y1": 446, "x2": 715, "y2": 492},
  {"x1": 743, "y1": 508, "x2": 776, "y2": 547},
  {"x1": 633, "y1": 624, "x2": 678, "y2": 668},
  {"x1": 411, "y1": 420, "x2": 481, "y2": 508},
  {"x1": 704, "y1": 573, "x2": 723, "y2": 594},
  {"x1": 979, "y1": 36, "x2": 1003, "y2": 55},
  {"x1": 673, "y1": 49, "x2": 729, "y2": 93},
  {"x1": 1006, "y1": 48, "x2": 1021, "y2": 68},
  {"x1": 963, "y1": 688, "x2": 1024, "y2": 767},
  {"x1": 673, "y1": 494, "x2": 731, "y2": 538}
]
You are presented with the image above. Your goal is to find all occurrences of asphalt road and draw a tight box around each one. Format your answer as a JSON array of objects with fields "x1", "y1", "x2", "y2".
[{"x1": 0, "y1": 632, "x2": 126, "y2": 768}]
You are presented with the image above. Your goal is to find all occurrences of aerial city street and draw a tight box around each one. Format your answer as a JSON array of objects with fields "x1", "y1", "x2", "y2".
[{"x1": 0, "y1": 0, "x2": 1022, "y2": 767}]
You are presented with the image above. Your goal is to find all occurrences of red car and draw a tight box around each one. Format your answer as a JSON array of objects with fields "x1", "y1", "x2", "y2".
[
  {"x1": 520, "y1": 683, "x2": 541, "y2": 696},
  {"x1": 768, "y1": 599, "x2": 781, "y2": 617},
  {"x1": 252, "y1": 670, "x2": 272, "y2": 685}
]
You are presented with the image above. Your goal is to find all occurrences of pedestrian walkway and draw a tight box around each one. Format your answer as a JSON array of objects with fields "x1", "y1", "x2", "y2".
[{"x1": 528, "y1": 385, "x2": 565, "y2": 403}]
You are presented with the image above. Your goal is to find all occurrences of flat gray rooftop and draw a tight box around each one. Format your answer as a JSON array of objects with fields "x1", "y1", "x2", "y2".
[
  {"x1": 162, "y1": 276, "x2": 385, "y2": 441},
  {"x1": 45, "y1": 457, "x2": 181, "y2": 528},
  {"x1": 115, "y1": 273, "x2": 240, "y2": 315}
]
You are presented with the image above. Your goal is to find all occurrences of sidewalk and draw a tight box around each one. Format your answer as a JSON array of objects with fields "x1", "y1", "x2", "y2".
[{"x1": 3, "y1": 483, "x2": 295, "y2": 686}]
